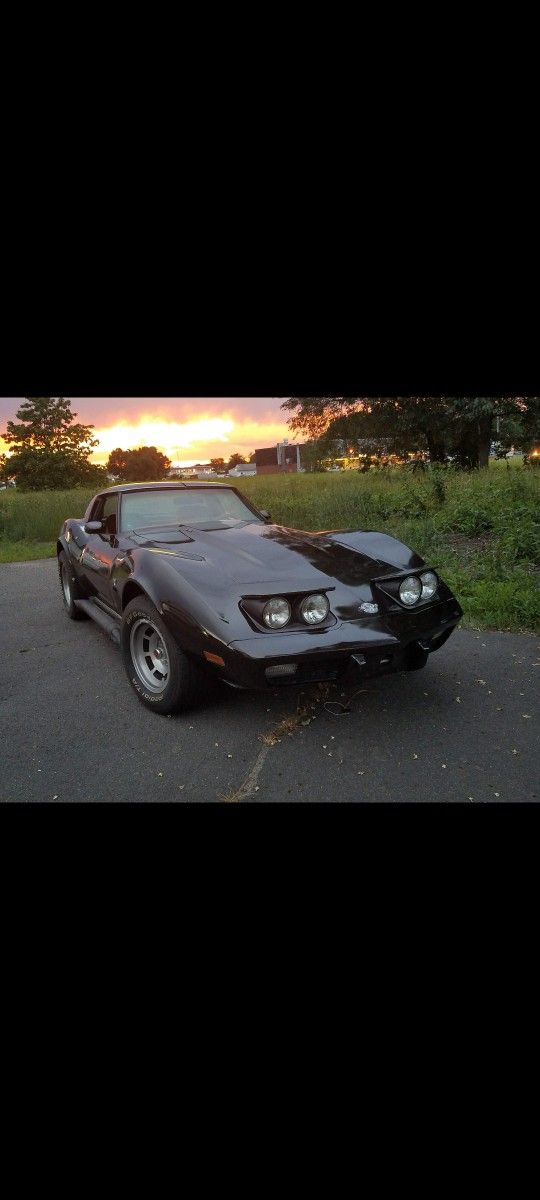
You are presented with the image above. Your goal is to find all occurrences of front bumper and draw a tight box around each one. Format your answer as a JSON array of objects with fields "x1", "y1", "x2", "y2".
[{"x1": 218, "y1": 596, "x2": 462, "y2": 690}]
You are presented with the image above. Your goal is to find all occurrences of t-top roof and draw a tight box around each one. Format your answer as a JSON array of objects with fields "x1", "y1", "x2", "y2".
[{"x1": 100, "y1": 481, "x2": 235, "y2": 495}]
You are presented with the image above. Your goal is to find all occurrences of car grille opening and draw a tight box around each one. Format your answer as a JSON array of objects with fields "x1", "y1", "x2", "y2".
[
  {"x1": 265, "y1": 664, "x2": 298, "y2": 679},
  {"x1": 295, "y1": 660, "x2": 344, "y2": 685}
]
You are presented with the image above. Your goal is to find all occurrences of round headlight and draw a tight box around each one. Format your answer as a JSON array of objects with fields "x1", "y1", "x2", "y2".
[
  {"x1": 399, "y1": 576, "x2": 422, "y2": 606},
  {"x1": 420, "y1": 571, "x2": 438, "y2": 601},
  {"x1": 300, "y1": 593, "x2": 329, "y2": 625},
  {"x1": 262, "y1": 597, "x2": 291, "y2": 629}
]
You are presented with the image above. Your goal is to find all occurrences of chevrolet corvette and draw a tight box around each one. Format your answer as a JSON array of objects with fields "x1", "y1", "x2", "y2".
[{"x1": 57, "y1": 482, "x2": 462, "y2": 714}]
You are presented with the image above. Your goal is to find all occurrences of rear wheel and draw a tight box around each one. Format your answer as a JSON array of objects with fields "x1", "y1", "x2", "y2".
[
  {"x1": 58, "y1": 551, "x2": 88, "y2": 620},
  {"x1": 121, "y1": 596, "x2": 206, "y2": 714}
]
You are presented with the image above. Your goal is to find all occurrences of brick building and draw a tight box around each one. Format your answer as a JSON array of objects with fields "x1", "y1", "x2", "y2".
[{"x1": 254, "y1": 440, "x2": 305, "y2": 475}]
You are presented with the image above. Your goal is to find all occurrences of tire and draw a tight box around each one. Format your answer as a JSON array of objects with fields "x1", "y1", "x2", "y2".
[
  {"x1": 58, "y1": 550, "x2": 89, "y2": 620},
  {"x1": 121, "y1": 596, "x2": 206, "y2": 715}
]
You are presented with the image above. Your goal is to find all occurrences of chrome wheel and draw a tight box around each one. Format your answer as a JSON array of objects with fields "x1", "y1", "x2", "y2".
[
  {"x1": 130, "y1": 618, "x2": 171, "y2": 693},
  {"x1": 61, "y1": 562, "x2": 72, "y2": 607}
]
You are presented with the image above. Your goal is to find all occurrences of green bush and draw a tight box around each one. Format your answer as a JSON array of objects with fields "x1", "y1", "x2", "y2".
[{"x1": 443, "y1": 505, "x2": 495, "y2": 537}]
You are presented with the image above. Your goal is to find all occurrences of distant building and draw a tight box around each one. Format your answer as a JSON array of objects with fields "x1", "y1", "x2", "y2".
[
  {"x1": 254, "y1": 439, "x2": 305, "y2": 475},
  {"x1": 168, "y1": 463, "x2": 212, "y2": 478},
  {"x1": 228, "y1": 463, "x2": 257, "y2": 477}
]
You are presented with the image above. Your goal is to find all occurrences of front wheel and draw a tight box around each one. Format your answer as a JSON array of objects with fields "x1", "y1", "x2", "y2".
[
  {"x1": 58, "y1": 550, "x2": 88, "y2": 620},
  {"x1": 121, "y1": 597, "x2": 206, "y2": 715}
]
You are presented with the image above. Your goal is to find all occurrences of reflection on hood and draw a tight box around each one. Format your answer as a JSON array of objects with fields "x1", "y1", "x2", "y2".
[{"x1": 130, "y1": 521, "x2": 411, "y2": 587}]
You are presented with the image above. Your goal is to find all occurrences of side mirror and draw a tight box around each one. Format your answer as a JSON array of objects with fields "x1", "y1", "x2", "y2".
[
  {"x1": 259, "y1": 510, "x2": 271, "y2": 522},
  {"x1": 84, "y1": 520, "x2": 104, "y2": 533}
]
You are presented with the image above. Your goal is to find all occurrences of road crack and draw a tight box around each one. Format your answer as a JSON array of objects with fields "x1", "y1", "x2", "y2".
[{"x1": 218, "y1": 683, "x2": 336, "y2": 801}]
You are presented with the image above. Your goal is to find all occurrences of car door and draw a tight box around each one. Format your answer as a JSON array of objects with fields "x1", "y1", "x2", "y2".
[{"x1": 79, "y1": 493, "x2": 121, "y2": 608}]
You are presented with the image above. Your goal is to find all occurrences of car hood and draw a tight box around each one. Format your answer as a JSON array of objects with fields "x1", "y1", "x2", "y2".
[{"x1": 133, "y1": 522, "x2": 425, "y2": 589}]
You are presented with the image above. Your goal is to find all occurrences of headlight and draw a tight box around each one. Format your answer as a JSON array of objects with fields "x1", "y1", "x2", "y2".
[
  {"x1": 399, "y1": 576, "x2": 422, "y2": 606},
  {"x1": 420, "y1": 571, "x2": 438, "y2": 601},
  {"x1": 262, "y1": 597, "x2": 291, "y2": 629},
  {"x1": 300, "y1": 593, "x2": 329, "y2": 625}
]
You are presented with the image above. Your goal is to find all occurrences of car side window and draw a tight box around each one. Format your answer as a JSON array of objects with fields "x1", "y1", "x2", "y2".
[
  {"x1": 89, "y1": 497, "x2": 104, "y2": 521},
  {"x1": 101, "y1": 496, "x2": 118, "y2": 536},
  {"x1": 90, "y1": 495, "x2": 118, "y2": 536}
]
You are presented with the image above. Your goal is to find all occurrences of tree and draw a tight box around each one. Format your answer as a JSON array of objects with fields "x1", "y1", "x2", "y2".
[
  {"x1": 281, "y1": 396, "x2": 539, "y2": 469},
  {"x1": 127, "y1": 446, "x2": 171, "y2": 481},
  {"x1": 501, "y1": 396, "x2": 540, "y2": 462},
  {"x1": 301, "y1": 438, "x2": 337, "y2": 472},
  {"x1": 281, "y1": 397, "x2": 363, "y2": 442},
  {"x1": 446, "y1": 398, "x2": 500, "y2": 469},
  {"x1": 210, "y1": 457, "x2": 226, "y2": 472},
  {"x1": 425, "y1": 397, "x2": 538, "y2": 467},
  {"x1": 0, "y1": 453, "x2": 8, "y2": 484},
  {"x1": 107, "y1": 447, "x2": 132, "y2": 479},
  {"x1": 226, "y1": 453, "x2": 247, "y2": 471},
  {"x1": 106, "y1": 445, "x2": 171, "y2": 482},
  {"x1": 1, "y1": 397, "x2": 101, "y2": 490},
  {"x1": 322, "y1": 400, "x2": 450, "y2": 464}
]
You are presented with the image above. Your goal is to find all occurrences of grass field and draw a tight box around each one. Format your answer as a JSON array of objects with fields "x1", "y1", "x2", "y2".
[
  {"x1": 1, "y1": 465, "x2": 539, "y2": 631},
  {"x1": 0, "y1": 540, "x2": 56, "y2": 563}
]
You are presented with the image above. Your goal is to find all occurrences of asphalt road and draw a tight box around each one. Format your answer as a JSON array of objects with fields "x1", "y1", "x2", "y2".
[{"x1": 1, "y1": 559, "x2": 538, "y2": 803}]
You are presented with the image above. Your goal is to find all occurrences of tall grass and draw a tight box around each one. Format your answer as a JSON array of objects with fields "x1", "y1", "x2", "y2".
[
  {"x1": 0, "y1": 488, "x2": 94, "y2": 543},
  {"x1": 1, "y1": 467, "x2": 538, "y2": 630},
  {"x1": 239, "y1": 464, "x2": 539, "y2": 545}
]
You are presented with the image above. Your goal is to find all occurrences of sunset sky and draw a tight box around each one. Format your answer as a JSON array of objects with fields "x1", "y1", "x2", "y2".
[{"x1": 0, "y1": 397, "x2": 294, "y2": 466}]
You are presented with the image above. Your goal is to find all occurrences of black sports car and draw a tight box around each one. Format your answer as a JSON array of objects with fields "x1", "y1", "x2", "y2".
[{"x1": 57, "y1": 482, "x2": 462, "y2": 715}]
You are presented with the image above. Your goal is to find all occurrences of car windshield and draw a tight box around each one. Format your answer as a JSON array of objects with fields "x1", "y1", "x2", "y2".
[{"x1": 120, "y1": 488, "x2": 262, "y2": 533}]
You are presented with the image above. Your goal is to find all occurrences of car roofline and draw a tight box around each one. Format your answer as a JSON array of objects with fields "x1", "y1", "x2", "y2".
[
  {"x1": 97, "y1": 481, "x2": 237, "y2": 494},
  {"x1": 83, "y1": 479, "x2": 264, "y2": 524}
]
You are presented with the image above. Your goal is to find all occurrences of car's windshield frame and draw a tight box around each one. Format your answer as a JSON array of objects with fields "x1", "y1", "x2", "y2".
[{"x1": 114, "y1": 486, "x2": 264, "y2": 535}]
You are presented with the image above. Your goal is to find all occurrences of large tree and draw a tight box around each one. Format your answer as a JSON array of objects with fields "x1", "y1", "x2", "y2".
[
  {"x1": 281, "y1": 396, "x2": 539, "y2": 468},
  {"x1": 281, "y1": 397, "x2": 452, "y2": 462},
  {"x1": 2, "y1": 397, "x2": 103, "y2": 489},
  {"x1": 106, "y1": 445, "x2": 171, "y2": 482}
]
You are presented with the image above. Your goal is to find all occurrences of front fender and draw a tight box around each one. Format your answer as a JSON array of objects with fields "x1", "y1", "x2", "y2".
[
  {"x1": 115, "y1": 551, "x2": 231, "y2": 657},
  {"x1": 57, "y1": 520, "x2": 89, "y2": 568}
]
